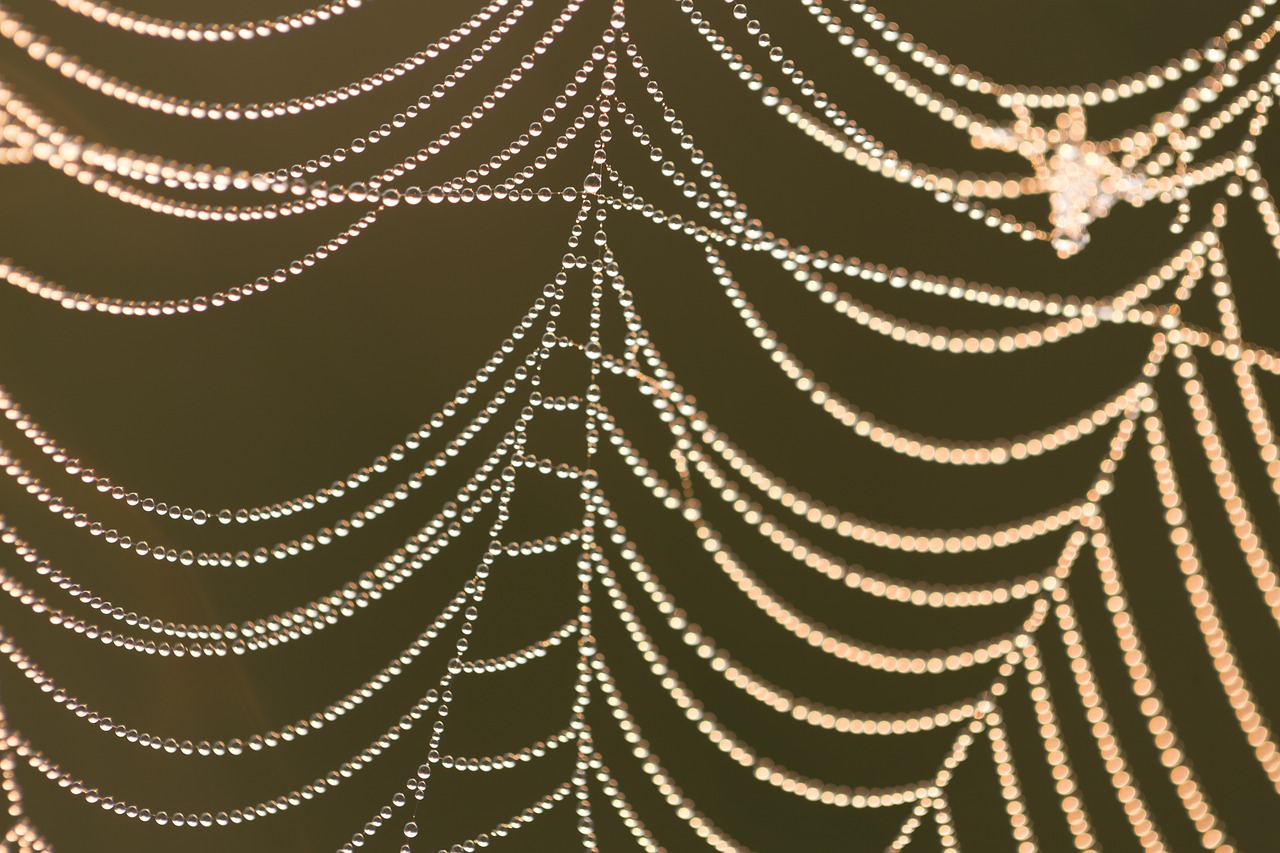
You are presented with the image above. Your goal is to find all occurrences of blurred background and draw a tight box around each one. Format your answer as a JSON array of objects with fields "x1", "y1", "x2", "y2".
[{"x1": 1, "y1": 0, "x2": 1279, "y2": 849}]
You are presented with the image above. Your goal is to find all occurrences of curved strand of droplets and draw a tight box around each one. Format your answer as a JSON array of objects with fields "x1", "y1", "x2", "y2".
[
  {"x1": 0, "y1": 666, "x2": 457, "y2": 829},
  {"x1": 0, "y1": 1, "x2": 584, "y2": 207},
  {"x1": 585, "y1": 471, "x2": 1054, "y2": 673},
  {"x1": 0, "y1": 300, "x2": 552, "y2": 525},
  {"x1": 0, "y1": 0, "x2": 528, "y2": 120},
  {"x1": 592, "y1": 544, "x2": 1023, "y2": 807},
  {"x1": 594, "y1": 403, "x2": 1075, "y2": 606},
  {"x1": 0, "y1": 504, "x2": 580, "y2": 658},
  {"x1": 830, "y1": 0, "x2": 1275, "y2": 106},
  {"x1": 0, "y1": 358, "x2": 561, "y2": 567},
  {"x1": 46, "y1": 0, "x2": 371, "y2": 42},
  {"x1": 586, "y1": 344, "x2": 1102, "y2": 553},
  {"x1": 0, "y1": 208, "x2": 382, "y2": 314},
  {"x1": 796, "y1": 0, "x2": 1280, "y2": 151},
  {"x1": 595, "y1": 543, "x2": 1006, "y2": 734},
  {"x1": 697, "y1": 243, "x2": 1164, "y2": 464},
  {"x1": 0, "y1": 593, "x2": 468, "y2": 758},
  {"x1": 0, "y1": 454, "x2": 521, "y2": 653},
  {"x1": 605, "y1": 69, "x2": 1221, "y2": 342},
  {"x1": 590, "y1": 648, "x2": 974, "y2": 813},
  {"x1": 591, "y1": 54, "x2": 1234, "y2": 318}
]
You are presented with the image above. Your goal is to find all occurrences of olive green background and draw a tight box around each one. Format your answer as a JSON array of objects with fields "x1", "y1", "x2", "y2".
[{"x1": 1, "y1": 0, "x2": 1279, "y2": 849}]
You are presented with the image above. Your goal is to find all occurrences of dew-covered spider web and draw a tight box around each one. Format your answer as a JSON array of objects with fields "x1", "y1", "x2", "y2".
[{"x1": 1, "y1": 0, "x2": 1280, "y2": 850}]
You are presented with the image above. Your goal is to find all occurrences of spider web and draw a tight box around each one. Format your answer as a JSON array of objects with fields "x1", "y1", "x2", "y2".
[{"x1": 0, "y1": 0, "x2": 1278, "y2": 850}]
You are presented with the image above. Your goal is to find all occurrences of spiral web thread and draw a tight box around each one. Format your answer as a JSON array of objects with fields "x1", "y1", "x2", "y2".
[{"x1": 1, "y1": 0, "x2": 1280, "y2": 849}]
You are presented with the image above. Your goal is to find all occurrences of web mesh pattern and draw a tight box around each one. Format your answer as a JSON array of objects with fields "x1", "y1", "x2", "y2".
[{"x1": 1, "y1": 0, "x2": 1279, "y2": 850}]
